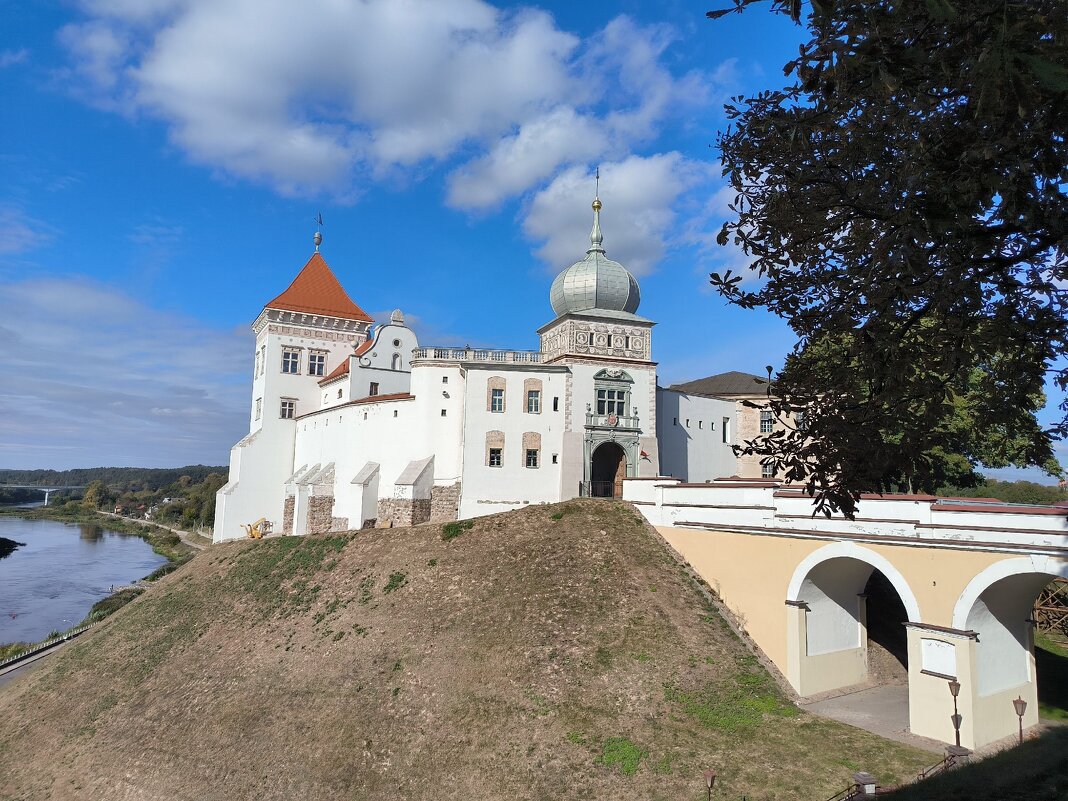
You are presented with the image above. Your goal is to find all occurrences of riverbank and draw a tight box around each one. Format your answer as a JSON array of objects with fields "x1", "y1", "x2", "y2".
[
  {"x1": 0, "y1": 505, "x2": 200, "y2": 658},
  {"x1": 0, "y1": 504, "x2": 196, "y2": 562}
]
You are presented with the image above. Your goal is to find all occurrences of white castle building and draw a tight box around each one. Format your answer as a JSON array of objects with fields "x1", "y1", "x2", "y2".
[{"x1": 214, "y1": 199, "x2": 763, "y2": 542}]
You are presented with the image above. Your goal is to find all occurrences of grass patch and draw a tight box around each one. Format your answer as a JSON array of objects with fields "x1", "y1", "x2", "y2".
[
  {"x1": 383, "y1": 571, "x2": 408, "y2": 593},
  {"x1": 441, "y1": 519, "x2": 474, "y2": 541},
  {"x1": 663, "y1": 656, "x2": 797, "y2": 735},
  {"x1": 596, "y1": 737, "x2": 646, "y2": 776},
  {"x1": 1036, "y1": 634, "x2": 1068, "y2": 720},
  {"x1": 225, "y1": 534, "x2": 348, "y2": 620}
]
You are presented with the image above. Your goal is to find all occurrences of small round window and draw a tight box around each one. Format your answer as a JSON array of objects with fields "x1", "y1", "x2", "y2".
[{"x1": 392, "y1": 338, "x2": 402, "y2": 347}]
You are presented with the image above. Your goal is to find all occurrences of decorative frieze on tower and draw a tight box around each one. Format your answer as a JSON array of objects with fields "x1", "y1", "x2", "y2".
[{"x1": 540, "y1": 318, "x2": 651, "y2": 363}]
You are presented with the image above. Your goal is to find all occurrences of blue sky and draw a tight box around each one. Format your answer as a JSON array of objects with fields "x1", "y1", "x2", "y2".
[{"x1": 0, "y1": 1, "x2": 1060, "y2": 482}]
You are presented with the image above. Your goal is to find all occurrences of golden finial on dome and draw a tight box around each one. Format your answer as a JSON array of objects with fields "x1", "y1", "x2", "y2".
[{"x1": 592, "y1": 198, "x2": 602, "y2": 211}]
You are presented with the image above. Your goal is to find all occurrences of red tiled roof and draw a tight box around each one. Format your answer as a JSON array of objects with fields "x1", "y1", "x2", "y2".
[
  {"x1": 265, "y1": 252, "x2": 373, "y2": 322},
  {"x1": 318, "y1": 357, "x2": 351, "y2": 386},
  {"x1": 354, "y1": 338, "x2": 374, "y2": 356}
]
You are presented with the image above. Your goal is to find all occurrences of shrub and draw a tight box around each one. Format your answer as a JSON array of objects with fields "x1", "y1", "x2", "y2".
[{"x1": 441, "y1": 519, "x2": 474, "y2": 541}]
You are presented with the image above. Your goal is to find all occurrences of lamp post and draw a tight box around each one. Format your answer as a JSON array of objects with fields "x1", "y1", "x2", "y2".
[
  {"x1": 1013, "y1": 696, "x2": 1027, "y2": 745},
  {"x1": 948, "y1": 679, "x2": 962, "y2": 748},
  {"x1": 703, "y1": 769, "x2": 716, "y2": 801}
]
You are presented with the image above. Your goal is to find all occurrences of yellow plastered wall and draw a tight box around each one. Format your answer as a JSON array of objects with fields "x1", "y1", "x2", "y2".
[{"x1": 657, "y1": 526, "x2": 1017, "y2": 682}]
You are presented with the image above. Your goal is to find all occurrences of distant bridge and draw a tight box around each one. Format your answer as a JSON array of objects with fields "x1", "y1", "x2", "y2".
[{"x1": 0, "y1": 485, "x2": 85, "y2": 504}]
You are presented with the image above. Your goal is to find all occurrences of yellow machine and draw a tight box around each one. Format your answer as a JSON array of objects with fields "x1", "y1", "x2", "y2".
[{"x1": 242, "y1": 518, "x2": 271, "y2": 539}]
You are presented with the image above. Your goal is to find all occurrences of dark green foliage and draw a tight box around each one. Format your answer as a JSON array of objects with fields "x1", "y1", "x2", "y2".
[
  {"x1": 939, "y1": 479, "x2": 1068, "y2": 505},
  {"x1": 383, "y1": 571, "x2": 408, "y2": 593},
  {"x1": 709, "y1": 0, "x2": 1068, "y2": 515},
  {"x1": 441, "y1": 519, "x2": 474, "y2": 541},
  {"x1": 85, "y1": 588, "x2": 144, "y2": 623},
  {"x1": 145, "y1": 554, "x2": 193, "y2": 581}
]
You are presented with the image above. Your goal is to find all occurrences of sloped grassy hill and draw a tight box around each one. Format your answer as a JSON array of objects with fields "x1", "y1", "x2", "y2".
[{"x1": 0, "y1": 501, "x2": 932, "y2": 800}]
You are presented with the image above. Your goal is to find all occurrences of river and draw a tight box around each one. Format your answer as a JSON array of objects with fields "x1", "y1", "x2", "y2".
[{"x1": 0, "y1": 512, "x2": 168, "y2": 645}]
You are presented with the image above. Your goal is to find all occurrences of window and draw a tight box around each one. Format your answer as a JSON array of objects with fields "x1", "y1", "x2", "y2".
[
  {"x1": 490, "y1": 388, "x2": 504, "y2": 412},
  {"x1": 526, "y1": 390, "x2": 541, "y2": 413},
  {"x1": 596, "y1": 388, "x2": 627, "y2": 415},
  {"x1": 525, "y1": 449, "x2": 539, "y2": 468},
  {"x1": 685, "y1": 418, "x2": 690, "y2": 427},
  {"x1": 722, "y1": 417, "x2": 731, "y2": 444},
  {"x1": 282, "y1": 348, "x2": 300, "y2": 374},
  {"x1": 673, "y1": 417, "x2": 677, "y2": 426},
  {"x1": 254, "y1": 398, "x2": 262, "y2": 420},
  {"x1": 441, "y1": 409, "x2": 447, "y2": 417},
  {"x1": 699, "y1": 420, "x2": 703, "y2": 429},
  {"x1": 392, "y1": 338, "x2": 402, "y2": 347},
  {"x1": 442, "y1": 376, "x2": 449, "y2": 384},
  {"x1": 605, "y1": 334, "x2": 613, "y2": 347},
  {"x1": 391, "y1": 353, "x2": 402, "y2": 370},
  {"x1": 795, "y1": 410, "x2": 807, "y2": 432},
  {"x1": 762, "y1": 463, "x2": 775, "y2": 479},
  {"x1": 308, "y1": 351, "x2": 326, "y2": 376},
  {"x1": 552, "y1": 396, "x2": 559, "y2": 411},
  {"x1": 254, "y1": 349, "x2": 261, "y2": 378},
  {"x1": 760, "y1": 409, "x2": 774, "y2": 434},
  {"x1": 488, "y1": 448, "x2": 502, "y2": 467},
  {"x1": 337, "y1": 389, "x2": 343, "y2": 398},
  {"x1": 551, "y1": 454, "x2": 558, "y2": 464},
  {"x1": 280, "y1": 399, "x2": 295, "y2": 419},
  {"x1": 369, "y1": 382, "x2": 380, "y2": 396},
  {"x1": 393, "y1": 410, "x2": 398, "y2": 417}
]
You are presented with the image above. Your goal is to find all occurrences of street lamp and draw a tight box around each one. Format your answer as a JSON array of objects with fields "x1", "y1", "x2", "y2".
[
  {"x1": 703, "y1": 769, "x2": 716, "y2": 801},
  {"x1": 948, "y1": 679, "x2": 962, "y2": 748},
  {"x1": 1013, "y1": 696, "x2": 1027, "y2": 745}
]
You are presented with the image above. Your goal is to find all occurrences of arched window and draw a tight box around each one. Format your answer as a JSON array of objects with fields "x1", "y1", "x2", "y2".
[{"x1": 391, "y1": 353, "x2": 402, "y2": 370}]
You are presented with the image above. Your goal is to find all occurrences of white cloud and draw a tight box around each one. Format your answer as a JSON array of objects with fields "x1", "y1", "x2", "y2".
[
  {"x1": 0, "y1": 49, "x2": 29, "y2": 68},
  {"x1": 0, "y1": 276, "x2": 249, "y2": 469},
  {"x1": 57, "y1": 0, "x2": 721, "y2": 209},
  {"x1": 523, "y1": 153, "x2": 715, "y2": 276},
  {"x1": 0, "y1": 206, "x2": 55, "y2": 256}
]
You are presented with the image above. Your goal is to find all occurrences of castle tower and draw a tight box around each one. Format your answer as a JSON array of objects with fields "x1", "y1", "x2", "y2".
[
  {"x1": 250, "y1": 249, "x2": 374, "y2": 433},
  {"x1": 537, "y1": 196, "x2": 659, "y2": 497},
  {"x1": 214, "y1": 236, "x2": 375, "y2": 541}
]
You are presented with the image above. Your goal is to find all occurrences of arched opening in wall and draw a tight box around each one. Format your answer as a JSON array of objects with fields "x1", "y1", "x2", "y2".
[
  {"x1": 793, "y1": 554, "x2": 918, "y2": 707},
  {"x1": 963, "y1": 571, "x2": 1061, "y2": 708},
  {"x1": 863, "y1": 570, "x2": 909, "y2": 684},
  {"x1": 590, "y1": 442, "x2": 626, "y2": 497}
]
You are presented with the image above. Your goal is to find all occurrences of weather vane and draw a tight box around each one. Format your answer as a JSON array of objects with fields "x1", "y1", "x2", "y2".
[
  {"x1": 313, "y1": 212, "x2": 324, "y2": 252},
  {"x1": 595, "y1": 165, "x2": 600, "y2": 197}
]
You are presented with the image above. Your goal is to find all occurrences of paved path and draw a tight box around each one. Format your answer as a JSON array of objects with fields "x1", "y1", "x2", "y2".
[{"x1": 801, "y1": 684, "x2": 945, "y2": 753}]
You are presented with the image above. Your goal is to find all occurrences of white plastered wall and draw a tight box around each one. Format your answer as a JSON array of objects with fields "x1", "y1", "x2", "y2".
[
  {"x1": 655, "y1": 388, "x2": 738, "y2": 481},
  {"x1": 458, "y1": 366, "x2": 567, "y2": 518}
]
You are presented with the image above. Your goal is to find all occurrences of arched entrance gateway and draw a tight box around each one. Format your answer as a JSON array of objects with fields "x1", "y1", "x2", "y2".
[{"x1": 590, "y1": 442, "x2": 627, "y2": 498}]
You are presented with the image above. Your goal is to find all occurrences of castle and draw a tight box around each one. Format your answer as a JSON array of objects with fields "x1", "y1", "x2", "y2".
[{"x1": 213, "y1": 198, "x2": 774, "y2": 542}]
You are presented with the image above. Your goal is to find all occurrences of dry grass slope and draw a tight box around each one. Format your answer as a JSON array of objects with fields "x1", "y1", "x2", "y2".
[{"x1": 0, "y1": 501, "x2": 934, "y2": 801}]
